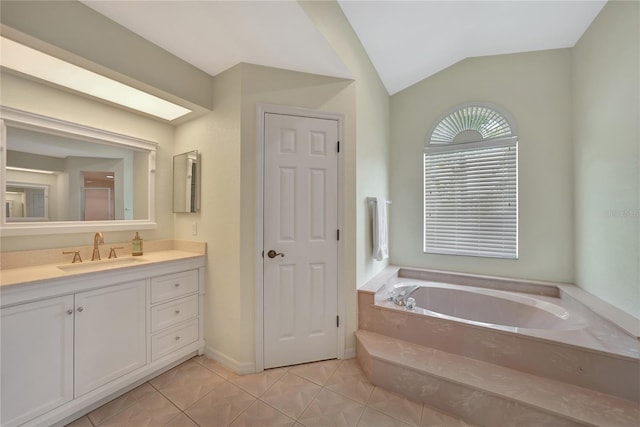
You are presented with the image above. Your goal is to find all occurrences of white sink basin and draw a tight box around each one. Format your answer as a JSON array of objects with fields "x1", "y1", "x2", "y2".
[{"x1": 57, "y1": 257, "x2": 147, "y2": 272}]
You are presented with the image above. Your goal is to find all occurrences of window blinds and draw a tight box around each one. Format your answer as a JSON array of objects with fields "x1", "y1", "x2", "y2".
[{"x1": 424, "y1": 137, "x2": 518, "y2": 258}]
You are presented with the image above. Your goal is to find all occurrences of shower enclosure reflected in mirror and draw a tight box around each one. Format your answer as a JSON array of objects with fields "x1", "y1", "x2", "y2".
[
  {"x1": 173, "y1": 150, "x2": 200, "y2": 213},
  {"x1": 5, "y1": 182, "x2": 48, "y2": 221}
]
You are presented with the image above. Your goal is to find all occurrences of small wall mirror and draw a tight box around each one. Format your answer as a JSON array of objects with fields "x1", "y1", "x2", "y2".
[{"x1": 173, "y1": 150, "x2": 200, "y2": 213}]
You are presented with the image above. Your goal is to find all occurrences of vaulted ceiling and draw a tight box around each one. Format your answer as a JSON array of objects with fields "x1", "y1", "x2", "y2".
[{"x1": 81, "y1": 0, "x2": 606, "y2": 95}]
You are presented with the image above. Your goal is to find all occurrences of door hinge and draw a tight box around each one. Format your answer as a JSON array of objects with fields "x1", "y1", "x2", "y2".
[
  {"x1": 337, "y1": 141, "x2": 340, "y2": 153},
  {"x1": 337, "y1": 229, "x2": 340, "y2": 240},
  {"x1": 336, "y1": 315, "x2": 340, "y2": 328}
]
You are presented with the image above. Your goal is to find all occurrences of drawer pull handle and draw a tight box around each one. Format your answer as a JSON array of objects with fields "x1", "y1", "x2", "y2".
[
  {"x1": 67, "y1": 309, "x2": 73, "y2": 315},
  {"x1": 77, "y1": 307, "x2": 84, "y2": 313},
  {"x1": 175, "y1": 310, "x2": 181, "y2": 315},
  {"x1": 175, "y1": 336, "x2": 181, "y2": 341},
  {"x1": 174, "y1": 283, "x2": 180, "y2": 287}
]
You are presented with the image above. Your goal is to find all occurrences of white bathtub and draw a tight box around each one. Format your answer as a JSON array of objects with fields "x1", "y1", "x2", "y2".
[{"x1": 391, "y1": 281, "x2": 587, "y2": 332}]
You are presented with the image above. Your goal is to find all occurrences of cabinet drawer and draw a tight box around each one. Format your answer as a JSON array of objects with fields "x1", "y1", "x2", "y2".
[
  {"x1": 151, "y1": 319, "x2": 198, "y2": 361},
  {"x1": 151, "y1": 270, "x2": 198, "y2": 303},
  {"x1": 151, "y1": 294, "x2": 198, "y2": 333}
]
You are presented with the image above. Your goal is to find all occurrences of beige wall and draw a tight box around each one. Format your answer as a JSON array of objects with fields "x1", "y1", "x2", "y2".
[
  {"x1": 299, "y1": 0, "x2": 391, "y2": 288},
  {"x1": 172, "y1": 0, "x2": 391, "y2": 368},
  {"x1": 173, "y1": 65, "x2": 243, "y2": 366},
  {"x1": 573, "y1": 1, "x2": 640, "y2": 317},
  {"x1": 390, "y1": 49, "x2": 575, "y2": 282},
  {"x1": 175, "y1": 62, "x2": 356, "y2": 367},
  {"x1": 0, "y1": 72, "x2": 175, "y2": 251}
]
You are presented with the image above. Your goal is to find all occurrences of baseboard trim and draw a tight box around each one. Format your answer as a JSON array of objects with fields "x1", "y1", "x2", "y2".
[
  {"x1": 344, "y1": 346, "x2": 356, "y2": 359},
  {"x1": 204, "y1": 345, "x2": 355, "y2": 375},
  {"x1": 205, "y1": 345, "x2": 256, "y2": 375}
]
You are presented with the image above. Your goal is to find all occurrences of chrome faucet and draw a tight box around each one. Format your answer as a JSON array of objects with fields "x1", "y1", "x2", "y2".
[
  {"x1": 390, "y1": 285, "x2": 421, "y2": 307},
  {"x1": 91, "y1": 232, "x2": 104, "y2": 261}
]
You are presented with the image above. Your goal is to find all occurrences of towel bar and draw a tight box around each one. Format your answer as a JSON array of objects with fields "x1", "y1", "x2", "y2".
[{"x1": 366, "y1": 197, "x2": 392, "y2": 204}]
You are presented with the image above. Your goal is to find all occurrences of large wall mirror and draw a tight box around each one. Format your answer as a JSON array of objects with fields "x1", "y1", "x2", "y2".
[
  {"x1": 173, "y1": 150, "x2": 200, "y2": 213},
  {"x1": 1, "y1": 107, "x2": 157, "y2": 236}
]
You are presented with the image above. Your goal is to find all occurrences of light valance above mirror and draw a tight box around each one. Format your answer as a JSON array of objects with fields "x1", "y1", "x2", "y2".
[{"x1": 0, "y1": 106, "x2": 157, "y2": 236}]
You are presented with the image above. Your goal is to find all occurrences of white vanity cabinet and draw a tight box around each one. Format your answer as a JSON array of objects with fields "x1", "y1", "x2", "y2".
[
  {"x1": 74, "y1": 280, "x2": 146, "y2": 397},
  {"x1": 1, "y1": 296, "x2": 74, "y2": 427},
  {"x1": 150, "y1": 270, "x2": 200, "y2": 361},
  {"x1": 0, "y1": 256, "x2": 205, "y2": 427}
]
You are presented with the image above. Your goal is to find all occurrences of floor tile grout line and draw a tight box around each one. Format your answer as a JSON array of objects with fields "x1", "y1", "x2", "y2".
[
  {"x1": 352, "y1": 402, "x2": 367, "y2": 427},
  {"x1": 231, "y1": 396, "x2": 298, "y2": 427},
  {"x1": 353, "y1": 382, "x2": 377, "y2": 426},
  {"x1": 288, "y1": 359, "x2": 343, "y2": 387},
  {"x1": 223, "y1": 396, "x2": 258, "y2": 427},
  {"x1": 179, "y1": 376, "x2": 236, "y2": 413},
  {"x1": 92, "y1": 381, "x2": 157, "y2": 427},
  {"x1": 149, "y1": 379, "x2": 194, "y2": 415},
  {"x1": 181, "y1": 410, "x2": 201, "y2": 427},
  {"x1": 259, "y1": 368, "x2": 324, "y2": 418},
  {"x1": 73, "y1": 356, "x2": 453, "y2": 427},
  {"x1": 367, "y1": 385, "x2": 425, "y2": 427}
]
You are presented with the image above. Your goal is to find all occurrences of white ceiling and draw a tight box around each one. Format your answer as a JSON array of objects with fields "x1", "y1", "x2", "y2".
[
  {"x1": 80, "y1": 0, "x2": 353, "y2": 81},
  {"x1": 338, "y1": 0, "x2": 607, "y2": 94},
  {"x1": 81, "y1": 0, "x2": 606, "y2": 96}
]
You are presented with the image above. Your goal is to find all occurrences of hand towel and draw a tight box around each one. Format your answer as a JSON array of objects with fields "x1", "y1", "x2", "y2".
[{"x1": 372, "y1": 197, "x2": 389, "y2": 261}]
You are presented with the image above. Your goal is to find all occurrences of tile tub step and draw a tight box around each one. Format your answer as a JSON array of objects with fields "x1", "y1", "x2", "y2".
[{"x1": 356, "y1": 330, "x2": 639, "y2": 427}]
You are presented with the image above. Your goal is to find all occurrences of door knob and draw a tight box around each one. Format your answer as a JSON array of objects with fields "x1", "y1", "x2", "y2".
[{"x1": 267, "y1": 250, "x2": 285, "y2": 258}]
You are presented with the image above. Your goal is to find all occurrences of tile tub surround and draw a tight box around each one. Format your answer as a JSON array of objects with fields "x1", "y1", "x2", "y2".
[
  {"x1": 66, "y1": 356, "x2": 474, "y2": 427},
  {"x1": 356, "y1": 330, "x2": 640, "y2": 427},
  {"x1": 358, "y1": 266, "x2": 640, "y2": 402},
  {"x1": 0, "y1": 240, "x2": 207, "y2": 287}
]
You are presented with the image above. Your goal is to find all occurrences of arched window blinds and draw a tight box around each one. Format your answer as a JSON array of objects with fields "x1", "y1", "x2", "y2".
[{"x1": 424, "y1": 104, "x2": 518, "y2": 258}]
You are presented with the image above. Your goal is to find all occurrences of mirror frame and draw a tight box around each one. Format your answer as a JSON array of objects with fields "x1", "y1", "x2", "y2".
[{"x1": 0, "y1": 106, "x2": 157, "y2": 236}]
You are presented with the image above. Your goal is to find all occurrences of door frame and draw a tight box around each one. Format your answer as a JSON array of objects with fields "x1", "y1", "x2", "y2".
[{"x1": 255, "y1": 103, "x2": 346, "y2": 372}]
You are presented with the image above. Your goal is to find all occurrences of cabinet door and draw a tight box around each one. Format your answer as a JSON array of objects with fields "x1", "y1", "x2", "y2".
[
  {"x1": 1, "y1": 296, "x2": 74, "y2": 427},
  {"x1": 74, "y1": 280, "x2": 146, "y2": 397}
]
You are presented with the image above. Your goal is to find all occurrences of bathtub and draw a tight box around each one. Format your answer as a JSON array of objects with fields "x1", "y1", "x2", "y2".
[
  {"x1": 390, "y1": 281, "x2": 587, "y2": 332},
  {"x1": 358, "y1": 266, "x2": 640, "y2": 402}
]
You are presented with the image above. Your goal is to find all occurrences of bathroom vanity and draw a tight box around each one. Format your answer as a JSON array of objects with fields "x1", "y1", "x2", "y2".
[{"x1": 0, "y1": 243, "x2": 206, "y2": 427}]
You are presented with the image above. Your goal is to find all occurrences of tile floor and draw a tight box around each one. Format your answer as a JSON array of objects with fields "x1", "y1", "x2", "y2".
[{"x1": 66, "y1": 356, "x2": 472, "y2": 427}]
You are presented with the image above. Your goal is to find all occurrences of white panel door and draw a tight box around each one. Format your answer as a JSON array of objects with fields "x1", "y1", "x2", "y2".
[
  {"x1": 74, "y1": 280, "x2": 146, "y2": 396},
  {"x1": 1, "y1": 296, "x2": 74, "y2": 427},
  {"x1": 263, "y1": 113, "x2": 339, "y2": 368}
]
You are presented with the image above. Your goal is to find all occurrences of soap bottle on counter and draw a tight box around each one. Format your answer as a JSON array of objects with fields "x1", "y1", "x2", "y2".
[{"x1": 132, "y1": 232, "x2": 143, "y2": 256}]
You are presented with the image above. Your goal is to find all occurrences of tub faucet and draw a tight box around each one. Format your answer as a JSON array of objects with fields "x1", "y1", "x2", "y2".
[
  {"x1": 391, "y1": 285, "x2": 421, "y2": 307},
  {"x1": 91, "y1": 232, "x2": 104, "y2": 261}
]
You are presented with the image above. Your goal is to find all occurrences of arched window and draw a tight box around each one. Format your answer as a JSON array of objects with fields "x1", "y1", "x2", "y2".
[{"x1": 424, "y1": 103, "x2": 518, "y2": 258}]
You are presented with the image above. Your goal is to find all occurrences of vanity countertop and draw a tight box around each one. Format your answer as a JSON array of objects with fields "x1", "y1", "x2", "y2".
[{"x1": 0, "y1": 240, "x2": 206, "y2": 288}]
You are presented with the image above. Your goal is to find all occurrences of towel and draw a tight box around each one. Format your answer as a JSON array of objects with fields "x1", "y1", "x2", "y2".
[{"x1": 372, "y1": 197, "x2": 389, "y2": 261}]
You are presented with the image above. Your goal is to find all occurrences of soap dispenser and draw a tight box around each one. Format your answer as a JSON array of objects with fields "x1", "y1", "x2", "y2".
[{"x1": 132, "y1": 232, "x2": 143, "y2": 256}]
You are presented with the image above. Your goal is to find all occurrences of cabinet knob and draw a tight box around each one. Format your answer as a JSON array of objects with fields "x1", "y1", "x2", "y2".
[
  {"x1": 77, "y1": 307, "x2": 84, "y2": 313},
  {"x1": 66, "y1": 309, "x2": 73, "y2": 315},
  {"x1": 175, "y1": 310, "x2": 181, "y2": 315},
  {"x1": 174, "y1": 283, "x2": 180, "y2": 288},
  {"x1": 175, "y1": 336, "x2": 181, "y2": 341}
]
